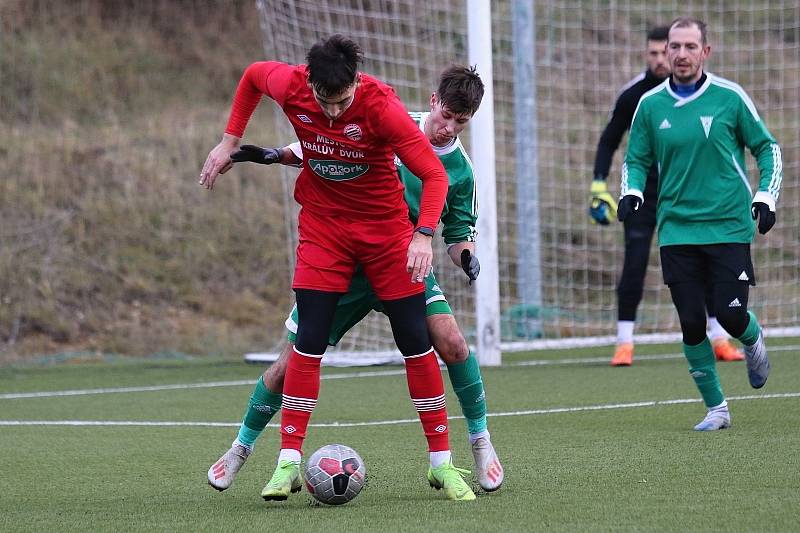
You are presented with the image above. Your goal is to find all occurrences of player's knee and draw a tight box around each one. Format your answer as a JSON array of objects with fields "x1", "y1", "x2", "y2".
[
  {"x1": 295, "y1": 322, "x2": 330, "y2": 354},
  {"x1": 383, "y1": 293, "x2": 432, "y2": 356},
  {"x1": 677, "y1": 311, "x2": 707, "y2": 345},
  {"x1": 714, "y1": 308, "x2": 749, "y2": 338},
  {"x1": 393, "y1": 320, "x2": 430, "y2": 355},
  {"x1": 434, "y1": 332, "x2": 469, "y2": 364}
]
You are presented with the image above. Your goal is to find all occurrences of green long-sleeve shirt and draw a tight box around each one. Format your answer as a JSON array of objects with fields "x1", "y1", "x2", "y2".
[
  {"x1": 622, "y1": 73, "x2": 782, "y2": 246},
  {"x1": 398, "y1": 112, "x2": 477, "y2": 246}
]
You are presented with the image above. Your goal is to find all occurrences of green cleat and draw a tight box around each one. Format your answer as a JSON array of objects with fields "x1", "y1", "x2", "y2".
[
  {"x1": 427, "y1": 461, "x2": 476, "y2": 501},
  {"x1": 261, "y1": 460, "x2": 302, "y2": 501}
]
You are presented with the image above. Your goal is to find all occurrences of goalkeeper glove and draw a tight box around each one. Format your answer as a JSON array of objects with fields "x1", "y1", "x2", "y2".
[
  {"x1": 751, "y1": 200, "x2": 776, "y2": 235},
  {"x1": 230, "y1": 144, "x2": 281, "y2": 165},
  {"x1": 460, "y1": 249, "x2": 480, "y2": 284},
  {"x1": 589, "y1": 179, "x2": 618, "y2": 225},
  {"x1": 617, "y1": 194, "x2": 642, "y2": 222}
]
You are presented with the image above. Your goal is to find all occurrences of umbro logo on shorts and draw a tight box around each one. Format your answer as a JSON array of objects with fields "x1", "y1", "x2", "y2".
[
  {"x1": 729, "y1": 298, "x2": 742, "y2": 308},
  {"x1": 738, "y1": 271, "x2": 749, "y2": 281}
]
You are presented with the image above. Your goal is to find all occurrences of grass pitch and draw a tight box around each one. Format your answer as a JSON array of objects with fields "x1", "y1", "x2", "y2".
[{"x1": 1, "y1": 340, "x2": 799, "y2": 532}]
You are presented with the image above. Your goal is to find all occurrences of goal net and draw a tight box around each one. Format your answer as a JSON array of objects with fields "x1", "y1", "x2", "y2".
[{"x1": 249, "y1": 0, "x2": 799, "y2": 364}]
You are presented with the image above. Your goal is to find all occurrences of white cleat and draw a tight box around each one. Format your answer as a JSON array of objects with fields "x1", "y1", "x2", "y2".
[
  {"x1": 693, "y1": 405, "x2": 731, "y2": 432},
  {"x1": 207, "y1": 443, "x2": 251, "y2": 491},
  {"x1": 743, "y1": 331, "x2": 770, "y2": 389},
  {"x1": 471, "y1": 437, "x2": 504, "y2": 491}
]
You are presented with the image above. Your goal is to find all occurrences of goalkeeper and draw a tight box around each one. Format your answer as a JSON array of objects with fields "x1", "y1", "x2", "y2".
[
  {"x1": 589, "y1": 25, "x2": 744, "y2": 366},
  {"x1": 208, "y1": 65, "x2": 504, "y2": 493},
  {"x1": 619, "y1": 17, "x2": 781, "y2": 431}
]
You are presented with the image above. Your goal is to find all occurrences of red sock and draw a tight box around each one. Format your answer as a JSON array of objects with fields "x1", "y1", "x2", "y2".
[
  {"x1": 404, "y1": 348, "x2": 449, "y2": 452},
  {"x1": 279, "y1": 347, "x2": 322, "y2": 452}
]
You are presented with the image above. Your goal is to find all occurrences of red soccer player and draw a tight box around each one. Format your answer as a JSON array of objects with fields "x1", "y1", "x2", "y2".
[{"x1": 199, "y1": 35, "x2": 475, "y2": 501}]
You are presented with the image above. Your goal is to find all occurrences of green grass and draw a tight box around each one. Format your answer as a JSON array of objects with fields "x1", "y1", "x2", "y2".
[{"x1": 1, "y1": 341, "x2": 799, "y2": 532}]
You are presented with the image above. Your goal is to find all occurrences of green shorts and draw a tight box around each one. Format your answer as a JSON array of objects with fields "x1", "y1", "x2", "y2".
[{"x1": 285, "y1": 269, "x2": 451, "y2": 346}]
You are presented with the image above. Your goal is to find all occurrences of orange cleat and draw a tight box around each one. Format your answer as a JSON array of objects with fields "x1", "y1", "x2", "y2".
[
  {"x1": 610, "y1": 343, "x2": 633, "y2": 366},
  {"x1": 713, "y1": 338, "x2": 745, "y2": 362}
]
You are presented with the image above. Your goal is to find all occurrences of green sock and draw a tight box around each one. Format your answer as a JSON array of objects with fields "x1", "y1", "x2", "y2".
[
  {"x1": 236, "y1": 376, "x2": 282, "y2": 448},
  {"x1": 738, "y1": 311, "x2": 761, "y2": 346},
  {"x1": 684, "y1": 338, "x2": 724, "y2": 408},
  {"x1": 446, "y1": 351, "x2": 487, "y2": 435}
]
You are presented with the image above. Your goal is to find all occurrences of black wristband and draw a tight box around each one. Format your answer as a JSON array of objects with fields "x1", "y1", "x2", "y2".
[{"x1": 415, "y1": 226, "x2": 434, "y2": 237}]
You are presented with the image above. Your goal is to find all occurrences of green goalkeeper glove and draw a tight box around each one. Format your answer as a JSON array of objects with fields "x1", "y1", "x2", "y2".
[{"x1": 589, "y1": 179, "x2": 618, "y2": 225}]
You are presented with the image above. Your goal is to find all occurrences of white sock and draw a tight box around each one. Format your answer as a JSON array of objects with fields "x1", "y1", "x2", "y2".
[
  {"x1": 232, "y1": 438, "x2": 253, "y2": 452},
  {"x1": 617, "y1": 321, "x2": 635, "y2": 344},
  {"x1": 278, "y1": 448, "x2": 302, "y2": 464},
  {"x1": 429, "y1": 450, "x2": 452, "y2": 468},
  {"x1": 707, "y1": 316, "x2": 728, "y2": 341},
  {"x1": 468, "y1": 430, "x2": 490, "y2": 444},
  {"x1": 709, "y1": 400, "x2": 728, "y2": 412}
]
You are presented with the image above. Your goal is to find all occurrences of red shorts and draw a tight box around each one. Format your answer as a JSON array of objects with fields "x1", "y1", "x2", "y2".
[{"x1": 293, "y1": 208, "x2": 424, "y2": 300}]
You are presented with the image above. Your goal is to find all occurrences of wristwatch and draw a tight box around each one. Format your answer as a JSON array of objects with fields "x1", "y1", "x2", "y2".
[{"x1": 415, "y1": 226, "x2": 434, "y2": 237}]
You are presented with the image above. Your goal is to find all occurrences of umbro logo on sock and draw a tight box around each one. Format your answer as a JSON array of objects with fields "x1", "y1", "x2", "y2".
[
  {"x1": 729, "y1": 298, "x2": 742, "y2": 308},
  {"x1": 659, "y1": 119, "x2": 672, "y2": 129},
  {"x1": 738, "y1": 271, "x2": 749, "y2": 281}
]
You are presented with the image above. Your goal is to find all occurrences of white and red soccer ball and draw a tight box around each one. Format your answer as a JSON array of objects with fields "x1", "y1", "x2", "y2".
[{"x1": 304, "y1": 444, "x2": 366, "y2": 505}]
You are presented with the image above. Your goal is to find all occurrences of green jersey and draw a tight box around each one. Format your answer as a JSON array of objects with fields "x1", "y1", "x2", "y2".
[
  {"x1": 398, "y1": 112, "x2": 477, "y2": 245},
  {"x1": 622, "y1": 73, "x2": 782, "y2": 246}
]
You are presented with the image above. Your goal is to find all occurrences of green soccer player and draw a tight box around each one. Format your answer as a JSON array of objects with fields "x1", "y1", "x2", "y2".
[
  {"x1": 208, "y1": 64, "x2": 504, "y2": 495},
  {"x1": 618, "y1": 17, "x2": 782, "y2": 431}
]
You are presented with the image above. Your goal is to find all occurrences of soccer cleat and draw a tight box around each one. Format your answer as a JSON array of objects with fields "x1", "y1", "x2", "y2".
[
  {"x1": 743, "y1": 331, "x2": 770, "y2": 389},
  {"x1": 471, "y1": 437, "x2": 504, "y2": 491},
  {"x1": 207, "y1": 442, "x2": 251, "y2": 491},
  {"x1": 693, "y1": 405, "x2": 731, "y2": 431},
  {"x1": 261, "y1": 460, "x2": 303, "y2": 501},
  {"x1": 610, "y1": 343, "x2": 633, "y2": 366},
  {"x1": 427, "y1": 461, "x2": 476, "y2": 501},
  {"x1": 712, "y1": 338, "x2": 745, "y2": 362}
]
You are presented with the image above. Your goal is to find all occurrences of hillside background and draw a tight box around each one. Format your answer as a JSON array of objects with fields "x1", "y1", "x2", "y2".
[{"x1": 1, "y1": 0, "x2": 292, "y2": 362}]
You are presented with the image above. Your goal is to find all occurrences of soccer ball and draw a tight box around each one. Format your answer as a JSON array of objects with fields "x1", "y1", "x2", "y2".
[{"x1": 304, "y1": 444, "x2": 366, "y2": 505}]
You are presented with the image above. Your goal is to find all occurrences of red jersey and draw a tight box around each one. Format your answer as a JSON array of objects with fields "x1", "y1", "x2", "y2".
[{"x1": 225, "y1": 62, "x2": 447, "y2": 229}]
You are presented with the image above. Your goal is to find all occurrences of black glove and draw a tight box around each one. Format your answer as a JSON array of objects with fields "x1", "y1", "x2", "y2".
[
  {"x1": 230, "y1": 144, "x2": 281, "y2": 165},
  {"x1": 617, "y1": 194, "x2": 642, "y2": 222},
  {"x1": 751, "y1": 202, "x2": 776, "y2": 234},
  {"x1": 460, "y1": 249, "x2": 480, "y2": 284}
]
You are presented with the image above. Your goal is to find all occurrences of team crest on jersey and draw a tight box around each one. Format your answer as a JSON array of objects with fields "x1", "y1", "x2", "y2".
[
  {"x1": 700, "y1": 116, "x2": 714, "y2": 139},
  {"x1": 343, "y1": 123, "x2": 363, "y2": 141},
  {"x1": 297, "y1": 114, "x2": 312, "y2": 123},
  {"x1": 394, "y1": 155, "x2": 403, "y2": 168}
]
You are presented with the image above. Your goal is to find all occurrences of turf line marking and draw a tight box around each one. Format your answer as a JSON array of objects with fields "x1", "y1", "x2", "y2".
[
  {"x1": 2, "y1": 344, "x2": 796, "y2": 400},
  {"x1": 1, "y1": 392, "x2": 798, "y2": 428},
  {"x1": 0, "y1": 370, "x2": 407, "y2": 400}
]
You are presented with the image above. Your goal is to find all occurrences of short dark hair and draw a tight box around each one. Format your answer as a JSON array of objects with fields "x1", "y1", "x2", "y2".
[
  {"x1": 306, "y1": 34, "x2": 363, "y2": 97},
  {"x1": 647, "y1": 25, "x2": 670, "y2": 42},
  {"x1": 669, "y1": 17, "x2": 708, "y2": 45},
  {"x1": 436, "y1": 65, "x2": 484, "y2": 116}
]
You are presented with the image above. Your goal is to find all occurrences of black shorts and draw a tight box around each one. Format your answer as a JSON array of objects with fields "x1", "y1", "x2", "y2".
[{"x1": 660, "y1": 243, "x2": 756, "y2": 287}]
